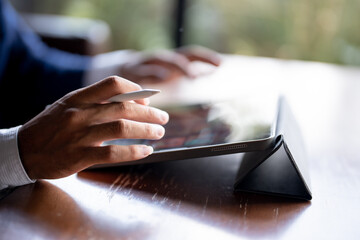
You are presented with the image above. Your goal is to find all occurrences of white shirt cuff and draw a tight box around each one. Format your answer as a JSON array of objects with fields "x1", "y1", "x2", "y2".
[
  {"x1": 0, "y1": 126, "x2": 35, "y2": 190},
  {"x1": 83, "y1": 49, "x2": 136, "y2": 86}
]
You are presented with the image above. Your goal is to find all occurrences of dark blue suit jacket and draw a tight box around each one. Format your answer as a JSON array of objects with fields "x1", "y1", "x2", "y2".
[{"x1": 0, "y1": 0, "x2": 90, "y2": 127}]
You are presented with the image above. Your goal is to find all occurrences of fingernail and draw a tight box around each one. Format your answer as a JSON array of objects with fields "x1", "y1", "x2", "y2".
[
  {"x1": 155, "y1": 125, "x2": 165, "y2": 138},
  {"x1": 142, "y1": 145, "x2": 153, "y2": 156},
  {"x1": 159, "y1": 111, "x2": 169, "y2": 123}
]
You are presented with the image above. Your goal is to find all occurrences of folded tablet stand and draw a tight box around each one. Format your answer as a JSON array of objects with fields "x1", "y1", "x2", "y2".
[{"x1": 234, "y1": 97, "x2": 312, "y2": 200}]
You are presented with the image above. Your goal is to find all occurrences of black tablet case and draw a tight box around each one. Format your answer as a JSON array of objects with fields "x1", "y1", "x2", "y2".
[{"x1": 233, "y1": 97, "x2": 312, "y2": 200}]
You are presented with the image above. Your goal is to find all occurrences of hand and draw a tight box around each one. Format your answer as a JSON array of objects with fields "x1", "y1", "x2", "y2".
[
  {"x1": 18, "y1": 76, "x2": 169, "y2": 180},
  {"x1": 119, "y1": 45, "x2": 221, "y2": 83}
]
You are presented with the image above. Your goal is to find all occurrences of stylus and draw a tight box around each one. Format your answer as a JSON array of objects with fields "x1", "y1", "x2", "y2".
[{"x1": 107, "y1": 89, "x2": 161, "y2": 102}]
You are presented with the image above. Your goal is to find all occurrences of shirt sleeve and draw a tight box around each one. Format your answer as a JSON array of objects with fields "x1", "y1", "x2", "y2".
[
  {"x1": 83, "y1": 49, "x2": 136, "y2": 86},
  {"x1": 0, "y1": 126, "x2": 35, "y2": 191}
]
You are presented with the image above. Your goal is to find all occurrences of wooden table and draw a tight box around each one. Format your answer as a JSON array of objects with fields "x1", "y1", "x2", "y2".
[{"x1": 1, "y1": 55, "x2": 359, "y2": 240}]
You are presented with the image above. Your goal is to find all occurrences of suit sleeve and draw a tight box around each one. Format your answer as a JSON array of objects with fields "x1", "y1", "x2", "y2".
[{"x1": 0, "y1": 0, "x2": 91, "y2": 127}]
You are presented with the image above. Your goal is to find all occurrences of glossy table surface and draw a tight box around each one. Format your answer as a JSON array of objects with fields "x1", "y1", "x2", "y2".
[{"x1": 1, "y1": 55, "x2": 359, "y2": 240}]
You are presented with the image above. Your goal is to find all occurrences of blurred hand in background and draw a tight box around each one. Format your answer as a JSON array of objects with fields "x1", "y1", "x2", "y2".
[{"x1": 119, "y1": 45, "x2": 221, "y2": 83}]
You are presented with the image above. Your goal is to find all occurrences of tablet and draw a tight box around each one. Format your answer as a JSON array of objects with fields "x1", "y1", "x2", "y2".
[{"x1": 91, "y1": 94, "x2": 280, "y2": 168}]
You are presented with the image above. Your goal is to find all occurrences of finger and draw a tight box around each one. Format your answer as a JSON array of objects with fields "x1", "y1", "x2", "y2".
[
  {"x1": 183, "y1": 52, "x2": 221, "y2": 66},
  {"x1": 135, "y1": 98, "x2": 150, "y2": 106},
  {"x1": 128, "y1": 97, "x2": 150, "y2": 106},
  {"x1": 82, "y1": 102, "x2": 169, "y2": 125},
  {"x1": 143, "y1": 51, "x2": 193, "y2": 78},
  {"x1": 74, "y1": 76, "x2": 142, "y2": 103},
  {"x1": 84, "y1": 119, "x2": 165, "y2": 144},
  {"x1": 86, "y1": 145, "x2": 154, "y2": 165},
  {"x1": 177, "y1": 46, "x2": 222, "y2": 66}
]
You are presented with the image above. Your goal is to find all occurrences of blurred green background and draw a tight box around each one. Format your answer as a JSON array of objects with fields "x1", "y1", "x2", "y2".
[{"x1": 11, "y1": 0, "x2": 360, "y2": 66}]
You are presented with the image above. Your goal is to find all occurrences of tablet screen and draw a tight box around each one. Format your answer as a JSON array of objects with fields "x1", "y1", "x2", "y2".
[{"x1": 104, "y1": 97, "x2": 278, "y2": 151}]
